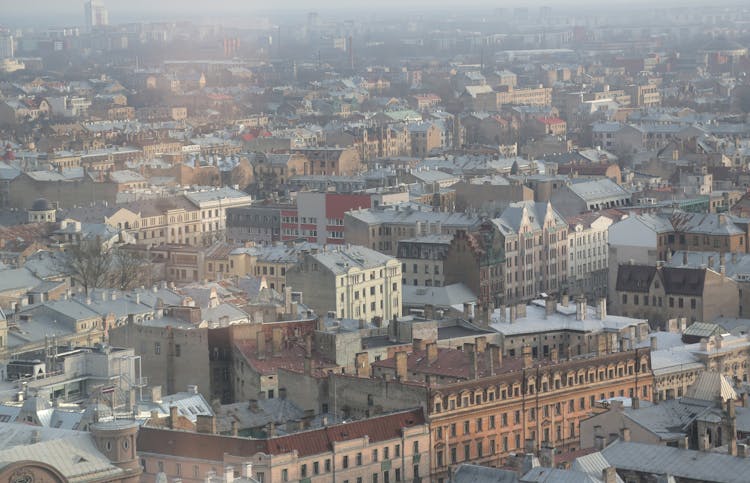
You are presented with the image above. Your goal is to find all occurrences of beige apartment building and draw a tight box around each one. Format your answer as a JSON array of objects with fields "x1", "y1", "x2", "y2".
[
  {"x1": 104, "y1": 188, "x2": 252, "y2": 247},
  {"x1": 285, "y1": 245, "x2": 402, "y2": 323},
  {"x1": 494, "y1": 201, "x2": 569, "y2": 304},
  {"x1": 137, "y1": 409, "x2": 430, "y2": 483}
]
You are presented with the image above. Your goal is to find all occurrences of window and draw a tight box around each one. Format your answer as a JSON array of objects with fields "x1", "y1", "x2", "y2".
[
  {"x1": 154, "y1": 342, "x2": 161, "y2": 355},
  {"x1": 282, "y1": 469, "x2": 288, "y2": 481},
  {"x1": 413, "y1": 441, "x2": 419, "y2": 454},
  {"x1": 313, "y1": 461, "x2": 320, "y2": 475},
  {"x1": 450, "y1": 423, "x2": 456, "y2": 437},
  {"x1": 395, "y1": 468, "x2": 401, "y2": 481},
  {"x1": 489, "y1": 415, "x2": 495, "y2": 429},
  {"x1": 300, "y1": 464, "x2": 307, "y2": 478},
  {"x1": 373, "y1": 449, "x2": 378, "y2": 462},
  {"x1": 464, "y1": 444, "x2": 471, "y2": 460},
  {"x1": 476, "y1": 418, "x2": 483, "y2": 431},
  {"x1": 343, "y1": 455, "x2": 349, "y2": 469},
  {"x1": 356, "y1": 452, "x2": 363, "y2": 466},
  {"x1": 395, "y1": 444, "x2": 401, "y2": 457},
  {"x1": 384, "y1": 447, "x2": 389, "y2": 459},
  {"x1": 373, "y1": 474, "x2": 378, "y2": 483},
  {"x1": 464, "y1": 421, "x2": 470, "y2": 434},
  {"x1": 175, "y1": 344, "x2": 181, "y2": 357},
  {"x1": 325, "y1": 459, "x2": 331, "y2": 472}
]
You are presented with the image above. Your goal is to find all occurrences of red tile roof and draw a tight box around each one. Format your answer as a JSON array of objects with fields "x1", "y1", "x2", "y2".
[
  {"x1": 371, "y1": 347, "x2": 525, "y2": 379},
  {"x1": 234, "y1": 340, "x2": 338, "y2": 377},
  {"x1": 137, "y1": 408, "x2": 425, "y2": 460}
]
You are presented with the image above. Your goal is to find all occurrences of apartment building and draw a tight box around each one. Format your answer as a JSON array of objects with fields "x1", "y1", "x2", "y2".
[
  {"x1": 397, "y1": 234, "x2": 452, "y2": 287},
  {"x1": 137, "y1": 409, "x2": 430, "y2": 483},
  {"x1": 345, "y1": 205, "x2": 480, "y2": 256},
  {"x1": 365, "y1": 343, "x2": 653, "y2": 482},
  {"x1": 291, "y1": 147, "x2": 362, "y2": 176},
  {"x1": 493, "y1": 201, "x2": 568, "y2": 304},
  {"x1": 281, "y1": 192, "x2": 373, "y2": 245},
  {"x1": 613, "y1": 264, "x2": 739, "y2": 326},
  {"x1": 285, "y1": 245, "x2": 402, "y2": 323},
  {"x1": 443, "y1": 223, "x2": 505, "y2": 307},
  {"x1": 106, "y1": 188, "x2": 251, "y2": 247},
  {"x1": 567, "y1": 213, "x2": 614, "y2": 300}
]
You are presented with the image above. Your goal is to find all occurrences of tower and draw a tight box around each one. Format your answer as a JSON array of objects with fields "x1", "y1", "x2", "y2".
[{"x1": 91, "y1": 421, "x2": 142, "y2": 482}]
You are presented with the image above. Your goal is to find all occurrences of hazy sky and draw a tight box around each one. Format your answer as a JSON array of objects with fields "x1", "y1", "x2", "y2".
[{"x1": 1, "y1": 0, "x2": 738, "y2": 26}]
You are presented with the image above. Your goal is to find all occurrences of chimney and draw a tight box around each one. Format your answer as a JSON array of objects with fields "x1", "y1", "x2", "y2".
[
  {"x1": 413, "y1": 338, "x2": 425, "y2": 351},
  {"x1": 576, "y1": 296, "x2": 586, "y2": 320},
  {"x1": 738, "y1": 444, "x2": 748, "y2": 458},
  {"x1": 509, "y1": 305, "x2": 517, "y2": 323},
  {"x1": 298, "y1": 333, "x2": 308, "y2": 358},
  {"x1": 272, "y1": 328, "x2": 283, "y2": 356},
  {"x1": 699, "y1": 433, "x2": 710, "y2": 451},
  {"x1": 620, "y1": 427, "x2": 631, "y2": 442},
  {"x1": 355, "y1": 352, "x2": 370, "y2": 378},
  {"x1": 522, "y1": 345, "x2": 533, "y2": 369},
  {"x1": 545, "y1": 297, "x2": 556, "y2": 317},
  {"x1": 423, "y1": 304, "x2": 434, "y2": 320},
  {"x1": 427, "y1": 342, "x2": 438, "y2": 365},
  {"x1": 284, "y1": 286, "x2": 293, "y2": 314},
  {"x1": 561, "y1": 293, "x2": 569, "y2": 307},
  {"x1": 224, "y1": 466, "x2": 234, "y2": 483},
  {"x1": 594, "y1": 433, "x2": 605, "y2": 451},
  {"x1": 169, "y1": 406, "x2": 179, "y2": 428},
  {"x1": 463, "y1": 302, "x2": 473, "y2": 320},
  {"x1": 196, "y1": 414, "x2": 216, "y2": 434},
  {"x1": 256, "y1": 332, "x2": 266, "y2": 360},
  {"x1": 395, "y1": 351, "x2": 408, "y2": 381},
  {"x1": 540, "y1": 443, "x2": 555, "y2": 468},
  {"x1": 632, "y1": 397, "x2": 640, "y2": 409},
  {"x1": 596, "y1": 298, "x2": 607, "y2": 320},
  {"x1": 650, "y1": 335, "x2": 658, "y2": 351},
  {"x1": 516, "y1": 303, "x2": 526, "y2": 318},
  {"x1": 490, "y1": 344, "x2": 502, "y2": 373},
  {"x1": 683, "y1": 251, "x2": 688, "y2": 265},
  {"x1": 602, "y1": 467, "x2": 617, "y2": 483},
  {"x1": 475, "y1": 336, "x2": 487, "y2": 354},
  {"x1": 678, "y1": 436, "x2": 688, "y2": 449},
  {"x1": 468, "y1": 347, "x2": 479, "y2": 379},
  {"x1": 231, "y1": 420, "x2": 238, "y2": 437}
]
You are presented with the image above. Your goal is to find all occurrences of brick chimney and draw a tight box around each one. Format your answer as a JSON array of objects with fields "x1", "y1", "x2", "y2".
[
  {"x1": 355, "y1": 352, "x2": 370, "y2": 378},
  {"x1": 576, "y1": 296, "x2": 586, "y2": 320},
  {"x1": 272, "y1": 327, "x2": 283, "y2": 356},
  {"x1": 395, "y1": 351, "x2": 408, "y2": 381},
  {"x1": 256, "y1": 331, "x2": 266, "y2": 360},
  {"x1": 475, "y1": 336, "x2": 487, "y2": 354},
  {"x1": 490, "y1": 344, "x2": 502, "y2": 374},
  {"x1": 596, "y1": 298, "x2": 607, "y2": 320},
  {"x1": 602, "y1": 467, "x2": 617, "y2": 483},
  {"x1": 522, "y1": 345, "x2": 532, "y2": 369},
  {"x1": 544, "y1": 297, "x2": 556, "y2": 317},
  {"x1": 196, "y1": 414, "x2": 216, "y2": 434},
  {"x1": 169, "y1": 406, "x2": 178, "y2": 429},
  {"x1": 427, "y1": 342, "x2": 438, "y2": 365}
]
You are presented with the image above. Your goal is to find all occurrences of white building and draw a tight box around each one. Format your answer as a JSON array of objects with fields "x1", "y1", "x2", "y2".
[
  {"x1": 84, "y1": 0, "x2": 109, "y2": 31},
  {"x1": 568, "y1": 213, "x2": 615, "y2": 300},
  {"x1": 286, "y1": 245, "x2": 402, "y2": 324}
]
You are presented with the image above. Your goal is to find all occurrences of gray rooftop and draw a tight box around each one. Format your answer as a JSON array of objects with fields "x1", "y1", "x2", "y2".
[{"x1": 601, "y1": 440, "x2": 750, "y2": 483}]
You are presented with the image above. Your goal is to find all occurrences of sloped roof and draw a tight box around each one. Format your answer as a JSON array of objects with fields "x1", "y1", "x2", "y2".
[
  {"x1": 685, "y1": 371, "x2": 737, "y2": 402},
  {"x1": 601, "y1": 440, "x2": 750, "y2": 483},
  {"x1": 615, "y1": 265, "x2": 656, "y2": 293},
  {"x1": 660, "y1": 267, "x2": 706, "y2": 296}
]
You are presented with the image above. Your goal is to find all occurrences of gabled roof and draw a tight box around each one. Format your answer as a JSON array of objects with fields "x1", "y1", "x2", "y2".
[{"x1": 615, "y1": 265, "x2": 656, "y2": 293}]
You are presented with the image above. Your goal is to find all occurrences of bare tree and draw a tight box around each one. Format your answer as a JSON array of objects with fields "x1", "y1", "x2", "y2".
[
  {"x1": 110, "y1": 249, "x2": 150, "y2": 291},
  {"x1": 60, "y1": 238, "x2": 113, "y2": 296}
]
